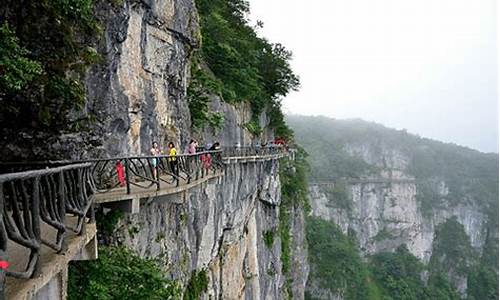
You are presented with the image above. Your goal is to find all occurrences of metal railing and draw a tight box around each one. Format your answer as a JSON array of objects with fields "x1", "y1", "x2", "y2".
[
  {"x1": 0, "y1": 146, "x2": 292, "y2": 297},
  {"x1": 0, "y1": 163, "x2": 95, "y2": 295},
  {"x1": 222, "y1": 145, "x2": 287, "y2": 157},
  {"x1": 89, "y1": 150, "x2": 223, "y2": 194},
  {"x1": 0, "y1": 151, "x2": 223, "y2": 195},
  {"x1": 0, "y1": 147, "x2": 288, "y2": 196}
]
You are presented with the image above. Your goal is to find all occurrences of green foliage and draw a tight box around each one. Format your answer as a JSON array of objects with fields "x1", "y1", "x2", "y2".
[
  {"x1": 263, "y1": 230, "x2": 275, "y2": 248},
  {"x1": 306, "y1": 217, "x2": 373, "y2": 300},
  {"x1": 306, "y1": 217, "x2": 465, "y2": 300},
  {"x1": 372, "y1": 228, "x2": 396, "y2": 242},
  {"x1": 268, "y1": 100, "x2": 294, "y2": 141},
  {"x1": 279, "y1": 147, "x2": 310, "y2": 298},
  {"x1": 68, "y1": 246, "x2": 181, "y2": 300},
  {"x1": 155, "y1": 232, "x2": 166, "y2": 243},
  {"x1": 128, "y1": 226, "x2": 140, "y2": 238},
  {"x1": 280, "y1": 147, "x2": 310, "y2": 209},
  {"x1": 370, "y1": 245, "x2": 424, "y2": 300},
  {"x1": 187, "y1": 63, "x2": 225, "y2": 131},
  {"x1": 370, "y1": 245, "x2": 460, "y2": 300},
  {"x1": 322, "y1": 182, "x2": 351, "y2": 211},
  {"x1": 0, "y1": 23, "x2": 42, "y2": 91},
  {"x1": 194, "y1": 0, "x2": 299, "y2": 135},
  {"x1": 467, "y1": 265, "x2": 499, "y2": 300},
  {"x1": 244, "y1": 118, "x2": 262, "y2": 136},
  {"x1": 96, "y1": 209, "x2": 124, "y2": 236},
  {"x1": 279, "y1": 205, "x2": 291, "y2": 273},
  {"x1": 183, "y1": 269, "x2": 209, "y2": 300},
  {"x1": 0, "y1": 0, "x2": 102, "y2": 150},
  {"x1": 429, "y1": 217, "x2": 474, "y2": 277}
]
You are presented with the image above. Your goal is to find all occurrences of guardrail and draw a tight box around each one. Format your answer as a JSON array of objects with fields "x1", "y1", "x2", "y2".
[
  {"x1": 0, "y1": 147, "x2": 289, "y2": 195},
  {"x1": 0, "y1": 163, "x2": 95, "y2": 296},
  {"x1": 0, "y1": 151, "x2": 224, "y2": 196},
  {"x1": 222, "y1": 146, "x2": 287, "y2": 157},
  {"x1": 0, "y1": 146, "x2": 292, "y2": 297},
  {"x1": 89, "y1": 150, "x2": 223, "y2": 194}
]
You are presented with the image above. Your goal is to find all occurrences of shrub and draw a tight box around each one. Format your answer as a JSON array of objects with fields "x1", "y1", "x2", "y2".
[{"x1": 68, "y1": 246, "x2": 181, "y2": 300}]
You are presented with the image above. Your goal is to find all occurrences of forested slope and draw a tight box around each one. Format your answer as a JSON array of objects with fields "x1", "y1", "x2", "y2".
[{"x1": 288, "y1": 115, "x2": 498, "y2": 300}]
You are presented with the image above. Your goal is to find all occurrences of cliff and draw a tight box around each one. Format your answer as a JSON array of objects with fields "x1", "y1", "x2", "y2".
[
  {"x1": 84, "y1": 0, "x2": 271, "y2": 159},
  {"x1": 77, "y1": 1, "x2": 307, "y2": 299},
  {"x1": 288, "y1": 115, "x2": 498, "y2": 299},
  {"x1": 101, "y1": 160, "x2": 296, "y2": 298}
]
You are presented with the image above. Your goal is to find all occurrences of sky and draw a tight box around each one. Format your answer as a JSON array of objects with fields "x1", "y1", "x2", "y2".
[{"x1": 248, "y1": 0, "x2": 499, "y2": 153}]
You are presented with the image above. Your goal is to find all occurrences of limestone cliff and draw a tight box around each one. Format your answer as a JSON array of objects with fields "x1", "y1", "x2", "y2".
[
  {"x1": 83, "y1": 0, "x2": 272, "y2": 159},
  {"x1": 287, "y1": 115, "x2": 498, "y2": 299},
  {"x1": 309, "y1": 143, "x2": 489, "y2": 263},
  {"x1": 82, "y1": 1, "x2": 306, "y2": 299},
  {"x1": 101, "y1": 159, "x2": 306, "y2": 299}
]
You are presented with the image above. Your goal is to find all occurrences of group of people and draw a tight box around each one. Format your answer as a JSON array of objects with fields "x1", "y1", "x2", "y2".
[
  {"x1": 187, "y1": 139, "x2": 222, "y2": 170},
  {"x1": 187, "y1": 139, "x2": 221, "y2": 153},
  {"x1": 150, "y1": 141, "x2": 178, "y2": 179},
  {"x1": 149, "y1": 139, "x2": 222, "y2": 179}
]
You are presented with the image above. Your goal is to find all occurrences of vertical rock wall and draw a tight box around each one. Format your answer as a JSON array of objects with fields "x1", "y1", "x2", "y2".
[
  {"x1": 84, "y1": 0, "x2": 271, "y2": 158},
  {"x1": 307, "y1": 144, "x2": 493, "y2": 297},
  {"x1": 86, "y1": 0, "x2": 199, "y2": 157},
  {"x1": 309, "y1": 183, "x2": 487, "y2": 262},
  {"x1": 106, "y1": 159, "x2": 306, "y2": 299}
]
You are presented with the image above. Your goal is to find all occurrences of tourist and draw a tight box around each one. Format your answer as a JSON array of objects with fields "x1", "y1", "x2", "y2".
[
  {"x1": 150, "y1": 141, "x2": 161, "y2": 179},
  {"x1": 168, "y1": 142, "x2": 179, "y2": 177},
  {"x1": 209, "y1": 141, "x2": 220, "y2": 151},
  {"x1": 187, "y1": 139, "x2": 198, "y2": 154},
  {"x1": 210, "y1": 142, "x2": 222, "y2": 168}
]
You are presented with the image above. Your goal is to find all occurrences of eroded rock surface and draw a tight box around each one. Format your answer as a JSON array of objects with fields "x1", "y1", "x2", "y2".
[{"x1": 107, "y1": 160, "x2": 306, "y2": 299}]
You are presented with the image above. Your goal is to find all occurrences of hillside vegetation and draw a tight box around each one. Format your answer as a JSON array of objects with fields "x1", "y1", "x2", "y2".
[
  {"x1": 287, "y1": 115, "x2": 498, "y2": 214},
  {"x1": 288, "y1": 115, "x2": 498, "y2": 300},
  {"x1": 189, "y1": 0, "x2": 299, "y2": 137}
]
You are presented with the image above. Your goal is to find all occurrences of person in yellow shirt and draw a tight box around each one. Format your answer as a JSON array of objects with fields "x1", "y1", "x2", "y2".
[{"x1": 167, "y1": 142, "x2": 179, "y2": 177}]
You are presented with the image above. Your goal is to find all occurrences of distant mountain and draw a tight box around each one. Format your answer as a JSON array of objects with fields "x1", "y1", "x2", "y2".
[{"x1": 287, "y1": 114, "x2": 498, "y2": 300}]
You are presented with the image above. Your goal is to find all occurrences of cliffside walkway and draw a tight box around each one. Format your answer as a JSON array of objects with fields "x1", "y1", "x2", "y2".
[
  {"x1": 0, "y1": 146, "x2": 291, "y2": 300},
  {"x1": 310, "y1": 178, "x2": 416, "y2": 186}
]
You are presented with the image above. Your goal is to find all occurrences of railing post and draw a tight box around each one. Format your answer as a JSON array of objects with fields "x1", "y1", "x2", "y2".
[
  {"x1": 195, "y1": 155, "x2": 199, "y2": 181},
  {"x1": 156, "y1": 160, "x2": 160, "y2": 191},
  {"x1": 186, "y1": 157, "x2": 191, "y2": 184},
  {"x1": 125, "y1": 159, "x2": 131, "y2": 194},
  {"x1": 0, "y1": 185, "x2": 6, "y2": 300},
  {"x1": 58, "y1": 171, "x2": 67, "y2": 253},
  {"x1": 31, "y1": 177, "x2": 41, "y2": 277}
]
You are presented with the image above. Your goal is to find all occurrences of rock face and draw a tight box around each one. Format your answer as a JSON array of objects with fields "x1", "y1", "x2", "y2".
[
  {"x1": 106, "y1": 159, "x2": 305, "y2": 299},
  {"x1": 85, "y1": 0, "x2": 199, "y2": 157},
  {"x1": 309, "y1": 144, "x2": 489, "y2": 260},
  {"x1": 0, "y1": 0, "x2": 271, "y2": 161},
  {"x1": 83, "y1": 0, "x2": 270, "y2": 159},
  {"x1": 308, "y1": 144, "x2": 491, "y2": 297},
  {"x1": 83, "y1": 1, "x2": 307, "y2": 298},
  {"x1": 198, "y1": 96, "x2": 275, "y2": 148}
]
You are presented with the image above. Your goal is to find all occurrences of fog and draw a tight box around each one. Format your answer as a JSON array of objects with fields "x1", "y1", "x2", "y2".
[{"x1": 249, "y1": 0, "x2": 498, "y2": 153}]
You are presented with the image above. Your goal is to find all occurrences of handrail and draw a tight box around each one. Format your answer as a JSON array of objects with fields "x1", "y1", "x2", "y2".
[
  {"x1": 0, "y1": 162, "x2": 95, "y2": 297},
  {"x1": 222, "y1": 145, "x2": 287, "y2": 157},
  {"x1": 0, "y1": 147, "x2": 289, "y2": 195},
  {"x1": 89, "y1": 150, "x2": 224, "y2": 194},
  {"x1": 0, "y1": 146, "x2": 292, "y2": 297}
]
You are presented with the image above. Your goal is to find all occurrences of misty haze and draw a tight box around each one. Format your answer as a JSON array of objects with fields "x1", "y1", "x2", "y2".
[{"x1": 0, "y1": 0, "x2": 497, "y2": 300}]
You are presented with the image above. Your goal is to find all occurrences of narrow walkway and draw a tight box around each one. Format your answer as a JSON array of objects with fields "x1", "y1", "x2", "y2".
[
  {"x1": 95, "y1": 171, "x2": 224, "y2": 213},
  {"x1": 95, "y1": 152, "x2": 288, "y2": 213},
  {"x1": 5, "y1": 217, "x2": 97, "y2": 300},
  {"x1": 311, "y1": 178, "x2": 416, "y2": 186},
  {"x1": 0, "y1": 147, "x2": 292, "y2": 299}
]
